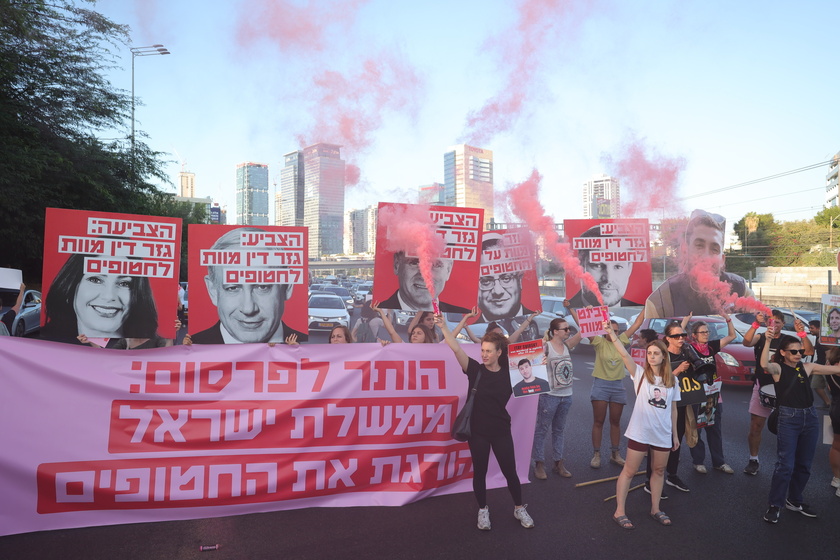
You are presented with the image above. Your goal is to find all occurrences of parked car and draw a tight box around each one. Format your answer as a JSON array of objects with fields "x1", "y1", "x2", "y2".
[
  {"x1": 308, "y1": 294, "x2": 351, "y2": 331},
  {"x1": 637, "y1": 316, "x2": 754, "y2": 386},
  {"x1": 730, "y1": 308, "x2": 817, "y2": 337},
  {"x1": 0, "y1": 288, "x2": 42, "y2": 337},
  {"x1": 323, "y1": 286, "x2": 354, "y2": 309}
]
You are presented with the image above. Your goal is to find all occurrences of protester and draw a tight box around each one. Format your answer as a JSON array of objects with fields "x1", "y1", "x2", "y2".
[
  {"x1": 328, "y1": 325, "x2": 354, "y2": 344},
  {"x1": 606, "y1": 322, "x2": 680, "y2": 530},
  {"x1": 761, "y1": 332, "x2": 840, "y2": 523},
  {"x1": 374, "y1": 302, "x2": 436, "y2": 343},
  {"x1": 41, "y1": 254, "x2": 159, "y2": 345},
  {"x1": 435, "y1": 314, "x2": 534, "y2": 530},
  {"x1": 588, "y1": 310, "x2": 645, "y2": 469},
  {"x1": 351, "y1": 300, "x2": 381, "y2": 343},
  {"x1": 531, "y1": 316, "x2": 582, "y2": 480},
  {"x1": 407, "y1": 311, "x2": 442, "y2": 342},
  {"x1": 686, "y1": 312, "x2": 737, "y2": 474},
  {"x1": 743, "y1": 311, "x2": 812, "y2": 475},
  {"x1": 455, "y1": 313, "x2": 538, "y2": 344}
]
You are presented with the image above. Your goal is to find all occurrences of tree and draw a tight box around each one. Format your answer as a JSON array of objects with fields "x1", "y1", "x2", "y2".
[{"x1": 0, "y1": 0, "x2": 170, "y2": 281}]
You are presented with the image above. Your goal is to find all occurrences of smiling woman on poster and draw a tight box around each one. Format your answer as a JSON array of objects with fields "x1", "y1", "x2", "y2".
[{"x1": 41, "y1": 253, "x2": 159, "y2": 344}]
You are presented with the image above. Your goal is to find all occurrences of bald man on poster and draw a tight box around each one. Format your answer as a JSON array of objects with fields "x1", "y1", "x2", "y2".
[{"x1": 645, "y1": 210, "x2": 755, "y2": 318}]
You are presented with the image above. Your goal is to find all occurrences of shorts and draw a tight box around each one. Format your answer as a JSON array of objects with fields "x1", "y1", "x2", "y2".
[
  {"x1": 811, "y1": 374, "x2": 827, "y2": 390},
  {"x1": 590, "y1": 377, "x2": 628, "y2": 405},
  {"x1": 748, "y1": 383, "x2": 773, "y2": 418},
  {"x1": 628, "y1": 439, "x2": 670, "y2": 453},
  {"x1": 831, "y1": 403, "x2": 840, "y2": 435}
]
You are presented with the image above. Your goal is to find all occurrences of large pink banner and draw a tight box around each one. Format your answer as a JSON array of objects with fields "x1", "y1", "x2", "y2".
[{"x1": 0, "y1": 338, "x2": 536, "y2": 536}]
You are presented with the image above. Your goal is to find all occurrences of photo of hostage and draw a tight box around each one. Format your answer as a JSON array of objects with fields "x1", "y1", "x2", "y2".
[
  {"x1": 568, "y1": 225, "x2": 640, "y2": 308},
  {"x1": 645, "y1": 209, "x2": 755, "y2": 318},
  {"x1": 512, "y1": 358, "x2": 549, "y2": 397},
  {"x1": 648, "y1": 388, "x2": 667, "y2": 409},
  {"x1": 41, "y1": 253, "x2": 159, "y2": 345},
  {"x1": 190, "y1": 228, "x2": 306, "y2": 344},
  {"x1": 379, "y1": 251, "x2": 470, "y2": 313},
  {"x1": 825, "y1": 307, "x2": 840, "y2": 338}
]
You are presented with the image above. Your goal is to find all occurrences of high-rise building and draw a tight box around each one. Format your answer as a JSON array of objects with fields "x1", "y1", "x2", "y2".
[
  {"x1": 279, "y1": 150, "x2": 305, "y2": 226},
  {"x1": 235, "y1": 162, "x2": 269, "y2": 225},
  {"x1": 826, "y1": 151, "x2": 840, "y2": 208},
  {"x1": 303, "y1": 143, "x2": 345, "y2": 259},
  {"x1": 344, "y1": 205, "x2": 377, "y2": 255},
  {"x1": 582, "y1": 174, "x2": 621, "y2": 219},
  {"x1": 178, "y1": 171, "x2": 195, "y2": 198},
  {"x1": 419, "y1": 182, "x2": 445, "y2": 205},
  {"x1": 443, "y1": 144, "x2": 494, "y2": 227}
]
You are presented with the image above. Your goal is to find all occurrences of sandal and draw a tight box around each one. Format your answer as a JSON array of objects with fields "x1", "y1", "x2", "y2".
[
  {"x1": 612, "y1": 515, "x2": 634, "y2": 530},
  {"x1": 650, "y1": 511, "x2": 671, "y2": 526}
]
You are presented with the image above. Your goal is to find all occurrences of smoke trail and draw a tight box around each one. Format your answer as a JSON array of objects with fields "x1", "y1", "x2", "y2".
[
  {"x1": 689, "y1": 256, "x2": 771, "y2": 315},
  {"x1": 378, "y1": 204, "x2": 446, "y2": 302},
  {"x1": 604, "y1": 133, "x2": 687, "y2": 218},
  {"x1": 507, "y1": 169, "x2": 603, "y2": 304},
  {"x1": 461, "y1": 0, "x2": 596, "y2": 146}
]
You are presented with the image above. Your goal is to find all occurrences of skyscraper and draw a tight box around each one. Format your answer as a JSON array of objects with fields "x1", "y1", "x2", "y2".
[
  {"x1": 303, "y1": 143, "x2": 345, "y2": 259},
  {"x1": 443, "y1": 144, "x2": 494, "y2": 227},
  {"x1": 178, "y1": 171, "x2": 195, "y2": 198},
  {"x1": 235, "y1": 162, "x2": 269, "y2": 225},
  {"x1": 344, "y1": 205, "x2": 377, "y2": 255},
  {"x1": 279, "y1": 150, "x2": 305, "y2": 226},
  {"x1": 582, "y1": 174, "x2": 621, "y2": 219},
  {"x1": 418, "y1": 182, "x2": 445, "y2": 204}
]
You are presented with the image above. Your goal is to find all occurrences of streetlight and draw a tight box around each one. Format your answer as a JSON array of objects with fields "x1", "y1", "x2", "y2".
[{"x1": 130, "y1": 44, "x2": 170, "y2": 184}]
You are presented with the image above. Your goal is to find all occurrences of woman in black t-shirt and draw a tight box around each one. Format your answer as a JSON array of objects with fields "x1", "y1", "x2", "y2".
[
  {"x1": 436, "y1": 315, "x2": 534, "y2": 532},
  {"x1": 760, "y1": 333, "x2": 840, "y2": 523}
]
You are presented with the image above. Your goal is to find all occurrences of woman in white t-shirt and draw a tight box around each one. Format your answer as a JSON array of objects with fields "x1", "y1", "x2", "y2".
[{"x1": 605, "y1": 321, "x2": 681, "y2": 530}]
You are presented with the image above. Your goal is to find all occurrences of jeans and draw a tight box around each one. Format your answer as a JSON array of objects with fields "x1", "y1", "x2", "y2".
[
  {"x1": 531, "y1": 393, "x2": 572, "y2": 463},
  {"x1": 690, "y1": 402, "x2": 726, "y2": 468},
  {"x1": 768, "y1": 405, "x2": 820, "y2": 507}
]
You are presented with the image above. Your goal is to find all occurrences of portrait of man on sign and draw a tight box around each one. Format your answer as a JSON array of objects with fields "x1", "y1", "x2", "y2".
[
  {"x1": 645, "y1": 209, "x2": 754, "y2": 318},
  {"x1": 379, "y1": 251, "x2": 470, "y2": 313},
  {"x1": 188, "y1": 225, "x2": 308, "y2": 344}
]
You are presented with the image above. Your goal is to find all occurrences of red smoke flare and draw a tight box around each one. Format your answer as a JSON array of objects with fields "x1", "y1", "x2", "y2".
[
  {"x1": 688, "y1": 256, "x2": 771, "y2": 315},
  {"x1": 378, "y1": 204, "x2": 446, "y2": 302},
  {"x1": 604, "y1": 134, "x2": 687, "y2": 218},
  {"x1": 507, "y1": 170, "x2": 603, "y2": 304}
]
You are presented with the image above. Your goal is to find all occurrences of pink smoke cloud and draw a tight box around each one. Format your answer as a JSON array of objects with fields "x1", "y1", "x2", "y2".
[
  {"x1": 507, "y1": 169, "x2": 603, "y2": 304},
  {"x1": 461, "y1": 0, "x2": 596, "y2": 146},
  {"x1": 378, "y1": 204, "x2": 446, "y2": 303},
  {"x1": 604, "y1": 134, "x2": 687, "y2": 218},
  {"x1": 688, "y1": 256, "x2": 771, "y2": 315}
]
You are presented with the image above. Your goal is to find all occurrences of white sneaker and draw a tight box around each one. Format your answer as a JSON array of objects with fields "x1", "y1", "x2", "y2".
[
  {"x1": 477, "y1": 506, "x2": 491, "y2": 530},
  {"x1": 836, "y1": 486, "x2": 840, "y2": 499},
  {"x1": 694, "y1": 464, "x2": 707, "y2": 474},
  {"x1": 514, "y1": 505, "x2": 534, "y2": 528},
  {"x1": 715, "y1": 464, "x2": 735, "y2": 474},
  {"x1": 831, "y1": 477, "x2": 840, "y2": 489}
]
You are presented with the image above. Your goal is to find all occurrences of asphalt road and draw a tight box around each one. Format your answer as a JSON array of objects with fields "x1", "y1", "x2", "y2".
[{"x1": 3, "y1": 320, "x2": 840, "y2": 559}]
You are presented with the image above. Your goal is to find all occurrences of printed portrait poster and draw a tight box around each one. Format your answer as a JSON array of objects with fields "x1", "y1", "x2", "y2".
[
  {"x1": 188, "y1": 225, "x2": 309, "y2": 344},
  {"x1": 473, "y1": 229, "x2": 541, "y2": 324},
  {"x1": 563, "y1": 219, "x2": 651, "y2": 309},
  {"x1": 41, "y1": 208, "x2": 181, "y2": 342},
  {"x1": 373, "y1": 203, "x2": 483, "y2": 314},
  {"x1": 820, "y1": 293, "x2": 840, "y2": 346},
  {"x1": 508, "y1": 339, "x2": 550, "y2": 397}
]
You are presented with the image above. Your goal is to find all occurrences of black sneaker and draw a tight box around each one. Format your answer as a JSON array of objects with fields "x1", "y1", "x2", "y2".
[
  {"x1": 643, "y1": 482, "x2": 668, "y2": 499},
  {"x1": 666, "y1": 474, "x2": 690, "y2": 492},
  {"x1": 763, "y1": 505, "x2": 780, "y2": 524},
  {"x1": 744, "y1": 459, "x2": 759, "y2": 476},
  {"x1": 785, "y1": 500, "x2": 817, "y2": 518}
]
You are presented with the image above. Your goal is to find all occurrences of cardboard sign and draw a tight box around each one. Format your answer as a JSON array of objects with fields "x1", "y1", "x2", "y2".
[
  {"x1": 508, "y1": 339, "x2": 550, "y2": 397},
  {"x1": 41, "y1": 208, "x2": 181, "y2": 341},
  {"x1": 563, "y1": 219, "x2": 651, "y2": 308},
  {"x1": 0, "y1": 268, "x2": 22, "y2": 291},
  {"x1": 820, "y1": 293, "x2": 840, "y2": 347},
  {"x1": 576, "y1": 305, "x2": 609, "y2": 337},
  {"x1": 187, "y1": 225, "x2": 309, "y2": 343},
  {"x1": 373, "y1": 203, "x2": 483, "y2": 313}
]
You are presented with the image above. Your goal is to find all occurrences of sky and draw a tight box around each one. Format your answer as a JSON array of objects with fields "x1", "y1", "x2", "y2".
[{"x1": 95, "y1": 0, "x2": 840, "y2": 247}]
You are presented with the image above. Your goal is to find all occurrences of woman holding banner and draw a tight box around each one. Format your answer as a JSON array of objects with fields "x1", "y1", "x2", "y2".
[
  {"x1": 435, "y1": 314, "x2": 535, "y2": 531},
  {"x1": 606, "y1": 321, "x2": 680, "y2": 530},
  {"x1": 42, "y1": 253, "x2": 159, "y2": 345},
  {"x1": 372, "y1": 302, "x2": 437, "y2": 344}
]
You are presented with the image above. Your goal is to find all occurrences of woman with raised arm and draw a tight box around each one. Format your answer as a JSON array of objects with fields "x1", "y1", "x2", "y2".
[
  {"x1": 760, "y1": 331, "x2": 840, "y2": 523},
  {"x1": 370, "y1": 301, "x2": 435, "y2": 344},
  {"x1": 435, "y1": 314, "x2": 534, "y2": 531},
  {"x1": 605, "y1": 320, "x2": 680, "y2": 530}
]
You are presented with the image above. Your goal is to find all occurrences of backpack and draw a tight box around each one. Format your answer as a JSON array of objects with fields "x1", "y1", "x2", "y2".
[{"x1": 355, "y1": 319, "x2": 376, "y2": 343}]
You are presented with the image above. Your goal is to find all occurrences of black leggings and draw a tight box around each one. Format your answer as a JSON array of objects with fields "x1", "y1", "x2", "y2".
[{"x1": 468, "y1": 430, "x2": 522, "y2": 508}]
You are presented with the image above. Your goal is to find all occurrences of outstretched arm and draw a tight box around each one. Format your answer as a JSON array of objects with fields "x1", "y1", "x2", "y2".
[
  {"x1": 794, "y1": 318, "x2": 814, "y2": 357},
  {"x1": 719, "y1": 310, "x2": 736, "y2": 348},
  {"x1": 435, "y1": 314, "x2": 470, "y2": 371},
  {"x1": 11, "y1": 283, "x2": 25, "y2": 314},
  {"x1": 372, "y1": 301, "x2": 403, "y2": 343},
  {"x1": 508, "y1": 312, "x2": 538, "y2": 344},
  {"x1": 742, "y1": 312, "x2": 764, "y2": 347},
  {"x1": 680, "y1": 312, "x2": 693, "y2": 331},
  {"x1": 605, "y1": 320, "x2": 636, "y2": 374},
  {"x1": 450, "y1": 307, "x2": 480, "y2": 341},
  {"x1": 625, "y1": 307, "x2": 646, "y2": 338}
]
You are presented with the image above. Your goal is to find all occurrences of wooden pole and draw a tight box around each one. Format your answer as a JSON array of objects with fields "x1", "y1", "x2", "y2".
[
  {"x1": 574, "y1": 471, "x2": 644, "y2": 488},
  {"x1": 603, "y1": 482, "x2": 645, "y2": 502}
]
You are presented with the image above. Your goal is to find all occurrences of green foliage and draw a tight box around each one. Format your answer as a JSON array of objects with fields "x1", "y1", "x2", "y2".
[{"x1": 0, "y1": 0, "x2": 171, "y2": 281}]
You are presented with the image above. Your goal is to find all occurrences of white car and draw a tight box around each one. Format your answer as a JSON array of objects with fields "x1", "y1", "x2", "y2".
[{"x1": 308, "y1": 294, "x2": 351, "y2": 331}]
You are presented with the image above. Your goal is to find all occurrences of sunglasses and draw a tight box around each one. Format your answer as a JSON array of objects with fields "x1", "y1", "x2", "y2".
[
  {"x1": 555, "y1": 327, "x2": 571, "y2": 332},
  {"x1": 667, "y1": 333, "x2": 687, "y2": 339},
  {"x1": 786, "y1": 349, "x2": 803, "y2": 355}
]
